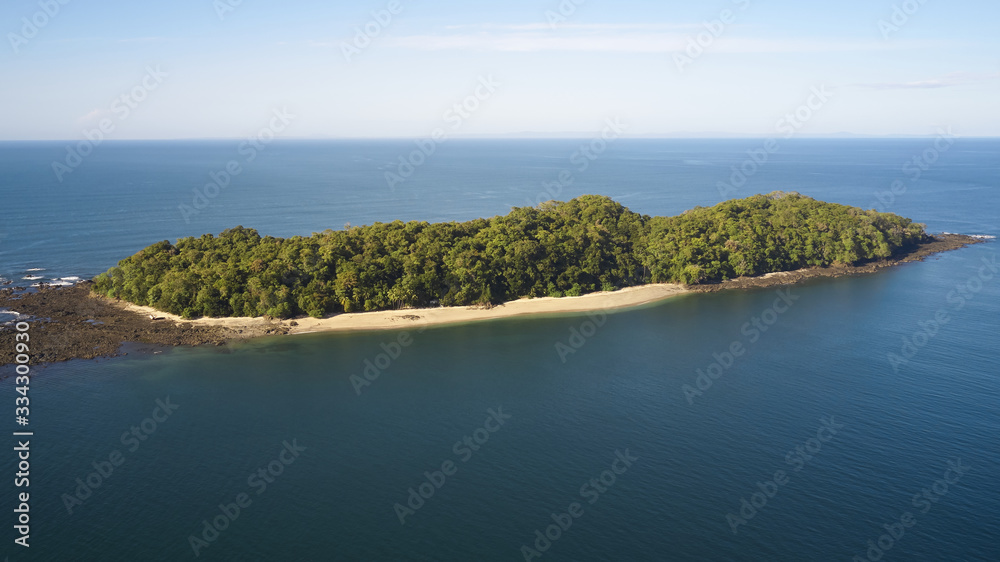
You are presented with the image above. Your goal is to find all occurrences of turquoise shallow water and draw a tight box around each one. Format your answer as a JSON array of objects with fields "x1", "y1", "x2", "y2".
[{"x1": 1, "y1": 139, "x2": 998, "y2": 561}]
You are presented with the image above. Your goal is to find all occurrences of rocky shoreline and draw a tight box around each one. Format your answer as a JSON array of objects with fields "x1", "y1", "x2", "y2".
[
  {"x1": 0, "y1": 282, "x2": 288, "y2": 368},
  {"x1": 0, "y1": 234, "x2": 983, "y2": 367},
  {"x1": 687, "y1": 233, "x2": 982, "y2": 293}
]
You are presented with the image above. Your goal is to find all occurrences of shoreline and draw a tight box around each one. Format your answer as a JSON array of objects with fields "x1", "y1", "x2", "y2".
[
  {"x1": 0, "y1": 233, "x2": 984, "y2": 366},
  {"x1": 116, "y1": 282, "x2": 692, "y2": 336}
]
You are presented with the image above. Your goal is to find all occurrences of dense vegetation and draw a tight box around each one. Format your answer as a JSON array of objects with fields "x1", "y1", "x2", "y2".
[{"x1": 92, "y1": 193, "x2": 928, "y2": 319}]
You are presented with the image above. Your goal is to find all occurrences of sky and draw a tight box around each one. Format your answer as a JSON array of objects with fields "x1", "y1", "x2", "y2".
[{"x1": 1, "y1": 0, "x2": 998, "y2": 139}]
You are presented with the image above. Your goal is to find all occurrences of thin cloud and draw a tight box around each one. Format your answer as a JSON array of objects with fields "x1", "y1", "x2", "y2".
[
  {"x1": 442, "y1": 23, "x2": 704, "y2": 31},
  {"x1": 385, "y1": 31, "x2": 933, "y2": 54},
  {"x1": 387, "y1": 32, "x2": 685, "y2": 52},
  {"x1": 853, "y1": 71, "x2": 1000, "y2": 89},
  {"x1": 312, "y1": 22, "x2": 940, "y2": 54},
  {"x1": 310, "y1": 23, "x2": 706, "y2": 50},
  {"x1": 77, "y1": 109, "x2": 105, "y2": 123},
  {"x1": 116, "y1": 37, "x2": 173, "y2": 43},
  {"x1": 855, "y1": 80, "x2": 949, "y2": 89}
]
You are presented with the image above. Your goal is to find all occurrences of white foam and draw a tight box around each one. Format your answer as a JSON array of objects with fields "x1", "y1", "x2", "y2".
[
  {"x1": 22, "y1": 275, "x2": 43, "y2": 280},
  {"x1": 25, "y1": 268, "x2": 45, "y2": 272},
  {"x1": 943, "y1": 232, "x2": 996, "y2": 240},
  {"x1": 60, "y1": 276, "x2": 81, "y2": 281}
]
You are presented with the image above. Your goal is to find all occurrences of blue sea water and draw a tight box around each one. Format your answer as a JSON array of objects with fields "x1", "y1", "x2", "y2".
[{"x1": 1, "y1": 139, "x2": 998, "y2": 561}]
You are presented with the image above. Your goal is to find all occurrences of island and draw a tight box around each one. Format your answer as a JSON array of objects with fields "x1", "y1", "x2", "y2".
[{"x1": 0, "y1": 192, "x2": 983, "y2": 365}]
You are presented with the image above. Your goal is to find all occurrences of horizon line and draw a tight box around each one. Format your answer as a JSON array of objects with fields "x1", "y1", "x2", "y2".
[{"x1": 3, "y1": 134, "x2": 998, "y2": 142}]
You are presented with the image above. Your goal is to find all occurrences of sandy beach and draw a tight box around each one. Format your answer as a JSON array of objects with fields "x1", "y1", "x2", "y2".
[{"x1": 114, "y1": 282, "x2": 692, "y2": 335}]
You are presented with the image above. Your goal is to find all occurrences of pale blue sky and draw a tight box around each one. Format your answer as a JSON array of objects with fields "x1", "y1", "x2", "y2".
[{"x1": 2, "y1": 0, "x2": 997, "y2": 139}]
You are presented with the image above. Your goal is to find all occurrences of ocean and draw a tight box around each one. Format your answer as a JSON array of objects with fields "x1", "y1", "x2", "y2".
[{"x1": 1, "y1": 139, "x2": 998, "y2": 561}]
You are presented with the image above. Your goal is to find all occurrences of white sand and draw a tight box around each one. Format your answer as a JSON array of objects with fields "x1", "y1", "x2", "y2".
[{"x1": 105, "y1": 283, "x2": 691, "y2": 335}]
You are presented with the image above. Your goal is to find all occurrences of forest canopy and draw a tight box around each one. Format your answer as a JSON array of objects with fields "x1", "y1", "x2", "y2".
[{"x1": 92, "y1": 193, "x2": 929, "y2": 319}]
